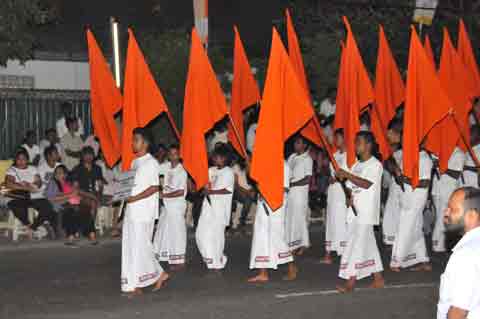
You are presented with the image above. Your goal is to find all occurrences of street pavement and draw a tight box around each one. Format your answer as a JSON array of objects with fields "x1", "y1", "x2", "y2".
[{"x1": 0, "y1": 227, "x2": 446, "y2": 319}]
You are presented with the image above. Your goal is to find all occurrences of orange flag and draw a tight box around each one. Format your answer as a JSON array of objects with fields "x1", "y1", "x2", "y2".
[
  {"x1": 424, "y1": 35, "x2": 436, "y2": 68},
  {"x1": 458, "y1": 19, "x2": 480, "y2": 98},
  {"x1": 334, "y1": 17, "x2": 374, "y2": 167},
  {"x1": 371, "y1": 25, "x2": 405, "y2": 160},
  {"x1": 86, "y1": 30, "x2": 122, "y2": 167},
  {"x1": 228, "y1": 26, "x2": 260, "y2": 158},
  {"x1": 403, "y1": 27, "x2": 451, "y2": 186},
  {"x1": 425, "y1": 28, "x2": 476, "y2": 171},
  {"x1": 285, "y1": 8, "x2": 328, "y2": 150},
  {"x1": 121, "y1": 29, "x2": 175, "y2": 171},
  {"x1": 180, "y1": 28, "x2": 229, "y2": 189},
  {"x1": 250, "y1": 28, "x2": 313, "y2": 210}
]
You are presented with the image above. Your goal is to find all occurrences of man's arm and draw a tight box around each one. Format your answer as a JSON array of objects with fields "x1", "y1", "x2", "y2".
[
  {"x1": 447, "y1": 306, "x2": 468, "y2": 319},
  {"x1": 336, "y1": 169, "x2": 373, "y2": 189},
  {"x1": 162, "y1": 189, "x2": 184, "y2": 198},
  {"x1": 127, "y1": 186, "x2": 160, "y2": 203}
]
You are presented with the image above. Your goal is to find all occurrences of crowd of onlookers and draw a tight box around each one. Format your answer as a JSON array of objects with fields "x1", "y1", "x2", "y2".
[{"x1": 0, "y1": 90, "x2": 341, "y2": 245}]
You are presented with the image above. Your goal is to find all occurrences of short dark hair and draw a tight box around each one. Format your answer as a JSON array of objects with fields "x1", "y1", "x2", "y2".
[
  {"x1": 15, "y1": 147, "x2": 30, "y2": 161},
  {"x1": 25, "y1": 130, "x2": 35, "y2": 139},
  {"x1": 334, "y1": 128, "x2": 344, "y2": 137},
  {"x1": 388, "y1": 118, "x2": 403, "y2": 135},
  {"x1": 133, "y1": 127, "x2": 153, "y2": 146},
  {"x1": 61, "y1": 101, "x2": 74, "y2": 111},
  {"x1": 45, "y1": 128, "x2": 56, "y2": 136},
  {"x1": 81, "y1": 146, "x2": 95, "y2": 158},
  {"x1": 213, "y1": 143, "x2": 232, "y2": 165},
  {"x1": 356, "y1": 131, "x2": 381, "y2": 161},
  {"x1": 44, "y1": 145, "x2": 58, "y2": 159},
  {"x1": 457, "y1": 187, "x2": 480, "y2": 215},
  {"x1": 168, "y1": 143, "x2": 180, "y2": 151}
]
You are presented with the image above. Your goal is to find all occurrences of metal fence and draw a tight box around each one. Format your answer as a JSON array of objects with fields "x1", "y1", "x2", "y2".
[{"x1": 0, "y1": 89, "x2": 92, "y2": 160}]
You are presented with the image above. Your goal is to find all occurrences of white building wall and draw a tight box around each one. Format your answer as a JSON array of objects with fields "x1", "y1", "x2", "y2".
[{"x1": 0, "y1": 59, "x2": 90, "y2": 90}]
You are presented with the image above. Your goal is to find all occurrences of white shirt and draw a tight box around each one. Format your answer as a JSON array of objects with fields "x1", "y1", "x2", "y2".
[
  {"x1": 438, "y1": 227, "x2": 480, "y2": 319},
  {"x1": 37, "y1": 162, "x2": 59, "y2": 195},
  {"x1": 433, "y1": 147, "x2": 466, "y2": 197},
  {"x1": 97, "y1": 160, "x2": 121, "y2": 196},
  {"x1": 21, "y1": 144, "x2": 40, "y2": 163},
  {"x1": 163, "y1": 163, "x2": 188, "y2": 202},
  {"x1": 126, "y1": 153, "x2": 160, "y2": 222},
  {"x1": 329, "y1": 150, "x2": 348, "y2": 177},
  {"x1": 232, "y1": 163, "x2": 252, "y2": 191},
  {"x1": 246, "y1": 123, "x2": 257, "y2": 153},
  {"x1": 418, "y1": 151, "x2": 433, "y2": 180},
  {"x1": 319, "y1": 98, "x2": 336, "y2": 117},
  {"x1": 348, "y1": 156, "x2": 383, "y2": 225},
  {"x1": 56, "y1": 117, "x2": 84, "y2": 139},
  {"x1": 6, "y1": 165, "x2": 43, "y2": 199},
  {"x1": 465, "y1": 144, "x2": 480, "y2": 168},
  {"x1": 287, "y1": 152, "x2": 313, "y2": 184},
  {"x1": 208, "y1": 166, "x2": 235, "y2": 225},
  {"x1": 158, "y1": 161, "x2": 170, "y2": 188}
]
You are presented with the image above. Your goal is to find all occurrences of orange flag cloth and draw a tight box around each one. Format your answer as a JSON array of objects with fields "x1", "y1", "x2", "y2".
[
  {"x1": 458, "y1": 19, "x2": 480, "y2": 98},
  {"x1": 250, "y1": 28, "x2": 313, "y2": 211},
  {"x1": 122, "y1": 29, "x2": 176, "y2": 171},
  {"x1": 334, "y1": 17, "x2": 374, "y2": 167},
  {"x1": 425, "y1": 28, "x2": 477, "y2": 171},
  {"x1": 403, "y1": 27, "x2": 451, "y2": 186},
  {"x1": 285, "y1": 8, "x2": 334, "y2": 158},
  {"x1": 86, "y1": 30, "x2": 122, "y2": 167},
  {"x1": 371, "y1": 25, "x2": 405, "y2": 160},
  {"x1": 180, "y1": 28, "x2": 229, "y2": 190},
  {"x1": 228, "y1": 26, "x2": 260, "y2": 158},
  {"x1": 424, "y1": 36, "x2": 436, "y2": 68}
]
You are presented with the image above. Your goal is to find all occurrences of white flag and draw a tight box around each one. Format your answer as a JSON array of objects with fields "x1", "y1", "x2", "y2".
[
  {"x1": 193, "y1": 0, "x2": 208, "y2": 46},
  {"x1": 413, "y1": 0, "x2": 438, "y2": 26}
]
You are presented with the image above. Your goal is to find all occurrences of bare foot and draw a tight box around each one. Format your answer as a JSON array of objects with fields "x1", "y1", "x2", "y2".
[
  {"x1": 123, "y1": 288, "x2": 143, "y2": 299},
  {"x1": 336, "y1": 277, "x2": 356, "y2": 293},
  {"x1": 283, "y1": 264, "x2": 298, "y2": 281},
  {"x1": 319, "y1": 255, "x2": 333, "y2": 265},
  {"x1": 247, "y1": 273, "x2": 269, "y2": 283},
  {"x1": 152, "y1": 272, "x2": 170, "y2": 292},
  {"x1": 390, "y1": 267, "x2": 401, "y2": 273},
  {"x1": 368, "y1": 278, "x2": 385, "y2": 289},
  {"x1": 410, "y1": 263, "x2": 432, "y2": 272}
]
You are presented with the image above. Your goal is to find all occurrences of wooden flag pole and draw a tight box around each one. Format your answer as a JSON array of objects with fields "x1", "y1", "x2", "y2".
[
  {"x1": 227, "y1": 112, "x2": 249, "y2": 159},
  {"x1": 312, "y1": 116, "x2": 358, "y2": 216},
  {"x1": 165, "y1": 111, "x2": 181, "y2": 141}
]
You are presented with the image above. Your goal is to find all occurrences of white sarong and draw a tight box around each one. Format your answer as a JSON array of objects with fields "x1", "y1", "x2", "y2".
[
  {"x1": 195, "y1": 198, "x2": 228, "y2": 269},
  {"x1": 382, "y1": 181, "x2": 401, "y2": 245},
  {"x1": 121, "y1": 215, "x2": 163, "y2": 292},
  {"x1": 250, "y1": 198, "x2": 293, "y2": 269},
  {"x1": 390, "y1": 185, "x2": 429, "y2": 268},
  {"x1": 339, "y1": 218, "x2": 384, "y2": 280},
  {"x1": 154, "y1": 200, "x2": 187, "y2": 265},
  {"x1": 325, "y1": 181, "x2": 348, "y2": 255},
  {"x1": 285, "y1": 185, "x2": 310, "y2": 251}
]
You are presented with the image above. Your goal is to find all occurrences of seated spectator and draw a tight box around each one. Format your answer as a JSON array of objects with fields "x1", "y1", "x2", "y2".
[
  {"x1": 39, "y1": 128, "x2": 64, "y2": 164},
  {"x1": 56, "y1": 102, "x2": 85, "y2": 139},
  {"x1": 232, "y1": 156, "x2": 255, "y2": 231},
  {"x1": 21, "y1": 130, "x2": 41, "y2": 166},
  {"x1": 5, "y1": 149, "x2": 57, "y2": 239},
  {"x1": 61, "y1": 117, "x2": 84, "y2": 171},
  {"x1": 45, "y1": 165, "x2": 88, "y2": 246},
  {"x1": 69, "y1": 146, "x2": 103, "y2": 243},
  {"x1": 84, "y1": 135, "x2": 100, "y2": 158}
]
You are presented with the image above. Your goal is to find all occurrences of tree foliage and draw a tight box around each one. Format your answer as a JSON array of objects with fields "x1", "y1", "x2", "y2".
[{"x1": 0, "y1": 0, "x2": 58, "y2": 65}]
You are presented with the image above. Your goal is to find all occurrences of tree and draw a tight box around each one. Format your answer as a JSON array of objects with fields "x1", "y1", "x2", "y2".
[{"x1": 0, "y1": 0, "x2": 58, "y2": 65}]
